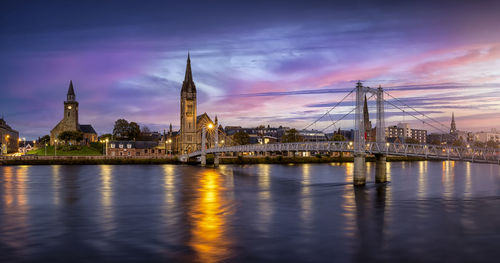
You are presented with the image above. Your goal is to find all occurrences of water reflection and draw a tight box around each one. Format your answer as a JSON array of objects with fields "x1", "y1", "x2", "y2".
[
  {"x1": 100, "y1": 165, "x2": 115, "y2": 235},
  {"x1": 1, "y1": 166, "x2": 29, "y2": 251},
  {"x1": 257, "y1": 164, "x2": 272, "y2": 233},
  {"x1": 52, "y1": 165, "x2": 61, "y2": 206},
  {"x1": 188, "y1": 169, "x2": 233, "y2": 263},
  {"x1": 301, "y1": 164, "x2": 313, "y2": 227},
  {"x1": 442, "y1": 161, "x2": 455, "y2": 200}
]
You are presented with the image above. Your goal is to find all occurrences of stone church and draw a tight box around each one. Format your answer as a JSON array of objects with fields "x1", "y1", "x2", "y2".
[
  {"x1": 168, "y1": 54, "x2": 224, "y2": 154},
  {"x1": 50, "y1": 81, "x2": 98, "y2": 145}
]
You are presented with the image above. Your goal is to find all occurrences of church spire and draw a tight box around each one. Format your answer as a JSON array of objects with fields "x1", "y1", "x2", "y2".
[
  {"x1": 181, "y1": 53, "x2": 196, "y2": 94},
  {"x1": 67, "y1": 80, "x2": 75, "y2": 101},
  {"x1": 184, "y1": 52, "x2": 193, "y2": 83},
  {"x1": 450, "y1": 112, "x2": 457, "y2": 134},
  {"x1": 363, "y1": 95, "x2": 369, "y2": 124}
]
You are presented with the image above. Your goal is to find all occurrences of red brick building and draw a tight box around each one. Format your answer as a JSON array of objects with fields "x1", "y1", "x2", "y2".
[{"x1": 108, "y1": 141, "x2": 166, "y2": 157}]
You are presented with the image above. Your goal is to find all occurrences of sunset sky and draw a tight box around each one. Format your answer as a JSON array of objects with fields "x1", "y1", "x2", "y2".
[{"x1": 1, "y1": 0, "x2": 500, "y2": 139}]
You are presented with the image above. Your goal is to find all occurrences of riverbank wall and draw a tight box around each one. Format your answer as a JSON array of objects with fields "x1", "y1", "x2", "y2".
[{"x1": 0, "y1": 155, "x2": 427, "y2": 166}]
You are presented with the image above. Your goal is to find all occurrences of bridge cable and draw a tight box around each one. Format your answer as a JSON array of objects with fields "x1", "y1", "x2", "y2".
[
  {"x1": 384, "y1": 91, "x2": 456, "y2": 140},
  {"x1": 302, "y1": 87, "x2": 355, "y2": 131}
]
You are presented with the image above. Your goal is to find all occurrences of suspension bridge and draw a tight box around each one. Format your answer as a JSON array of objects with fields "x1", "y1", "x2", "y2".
[{"x1": 184, "y1": 81, "x2": 500, "y2": 185}]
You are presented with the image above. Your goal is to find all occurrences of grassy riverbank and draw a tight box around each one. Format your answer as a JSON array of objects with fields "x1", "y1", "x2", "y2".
[{"x1": 27, "y1": 145, "x2": 102, "y2": 156}]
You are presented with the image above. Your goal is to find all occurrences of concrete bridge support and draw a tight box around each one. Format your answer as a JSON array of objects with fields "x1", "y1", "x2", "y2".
[
  {"x1": 214, "y1": 154, "x2": 219, "y2": 167},
  {"x1": 375, "y1": 154, "x2": 387, "y2": 183},
  {"x1": 201, "y1": 126, "x2": 206, "y2": 167},
  {"x1": 353, "y1": 154, "x2": 366, "y2": 186}
]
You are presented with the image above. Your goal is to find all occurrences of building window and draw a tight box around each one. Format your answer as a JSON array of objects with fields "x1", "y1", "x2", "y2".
[
  {"x1": 128, "y1": 152, "x2": 131, "y2": 156},
  {"x1": 187, "y1": 135, "x2": 192, "y2": 142},
  {"x1": 152, "y1": 149, "x2": 155, "y2": 153},
  {"x1": 119, "y1": 144, "x2": 123, "y2": 149},
  {"x1": 127, "y1": 144, "x2": 132, "y2": 149},
  {"x1": 67, "y1": 112, "x2": 70, "y2": 117},
  {"x1": 111, "y1": 144, "x2": 115, "y2": 148}
]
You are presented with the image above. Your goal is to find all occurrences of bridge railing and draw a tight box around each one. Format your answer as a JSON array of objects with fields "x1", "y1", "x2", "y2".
[{"x1": 186, "y1": 141, "x2": 500, "y2": 164}]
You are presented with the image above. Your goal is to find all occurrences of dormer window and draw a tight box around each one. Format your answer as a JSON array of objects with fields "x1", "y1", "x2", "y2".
[
  {"x1": 127, "y1": 144, "x2": 132, "y2": 149},
  {"x1": 119, "y1": 144, "x2": 123, "y2": 149}
]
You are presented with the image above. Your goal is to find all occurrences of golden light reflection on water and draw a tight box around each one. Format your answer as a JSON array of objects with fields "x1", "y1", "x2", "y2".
[
  {"x1": 257, "y1": 164, "x2": 272, "y2": 233},
  {"x1": 1, "y1": 166, "x2": 29, "y2": 249},
  {"x1": 100, "y1": 165, "x2": 115, "y2": 234},
  {"x1": 52, "y1": 165, "x2": 61, "y2": 205},
  {"x1": 442, "y1": 161, "x2": 454, "y2": 200},
  {"x1": 465, "y1": 162, "x2": 472, "y2": 199},
  {"x1": 417, "y1": 161, "x2": 428, "y2": 200},
  {"x1": 188, "y1": 170, "x2": 233, "y2": 263},
  {"x1": 163, "y1": 165, "x2": 176, "y2": 206},
  {"x1": 301, "y1": 164, "x2": 313, "y2": 225},
  {"x1": 341, "y1": 162, "x2": 356, "y2": 238}
]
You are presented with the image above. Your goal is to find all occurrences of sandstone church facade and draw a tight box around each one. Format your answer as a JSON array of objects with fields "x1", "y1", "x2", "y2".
[
  {"x1": 50, "y1": 81, "x2": 98, "y2": 145},
  {"x1": 169, "y1": 54, "x2": 223, "y2": 154}
]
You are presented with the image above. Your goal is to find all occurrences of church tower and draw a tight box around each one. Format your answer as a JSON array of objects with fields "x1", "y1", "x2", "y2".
[
  {"x1": 450, "y1": 112, "x2": 457, "y2": 135},
  {"x1": 180, "y1": 53, "x2": 197, "y2": 153},
  {"x1": 50, "y1": 80, "x2": 79, "y2": 144},
  {"x1": 64, "y1": 80, "x2": 79, "y2": 128}
]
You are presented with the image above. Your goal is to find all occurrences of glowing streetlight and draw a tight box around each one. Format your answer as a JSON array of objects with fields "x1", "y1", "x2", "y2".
[{"x1": 54, "y1": 139, "x2": 58, "y2": 156}]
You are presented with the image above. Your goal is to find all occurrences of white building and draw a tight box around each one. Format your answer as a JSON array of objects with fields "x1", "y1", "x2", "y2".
[{"x1": 474, "y1": 129, "x2": 500, "y2": 143}]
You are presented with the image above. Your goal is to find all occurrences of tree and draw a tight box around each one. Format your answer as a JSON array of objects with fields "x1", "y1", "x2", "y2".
[
  {"x1": 232, "y1": 131, "x2": 250, "y2": 145},
  {"x1": 331, "y1": 134, "x2": 345, "y2": 141},
  {"x1": 473, "y1": 141, "x2": 485, "y2": 148},
  {"x1": 113, "y1": 119, "x2": 130, "y2": 140},
  {"x1": 452, "y1": 138, "x2": 465, "y2": 147},
  {"x1": 112, "y1": 119, "x2": 141, "y2": 141},
  {"x1": 281, "y1": 129, "x2": 303, "y2": 143},
  {"x1": 486, "y1": 140, "x2": 498, "y2": 149},
  {"x1": 58, "y1": 131, "x2": 83, "y2": 144},
  {"x1": 99, "y1": 134, "x2": 113, "y2": 141},
  {"x1": 141, "y1": 126, "x2": 151, "y2": 133},
  {"x1": 40, "y1": 135, "x2": 51, "y2": 145},
  {"x1": 128, "y1": 122, "x2": 141, "y2": 141}
]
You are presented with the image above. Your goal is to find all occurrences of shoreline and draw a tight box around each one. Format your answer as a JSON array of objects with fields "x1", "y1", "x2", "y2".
[{"x1": 0, "y1": 155, "x2": 429, "y2": 166}]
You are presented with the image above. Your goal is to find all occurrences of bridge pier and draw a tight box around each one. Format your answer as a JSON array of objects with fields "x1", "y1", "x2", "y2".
[
  {"x1": 353, "y1": 154, "x2": 366, "y2": 186},
  {"x1": 214, "y1": 154, "x2": 219, "y2": 167},
  {"x1": 201, "y1": 155, "x2": 206, "y2": 166},
  {"x1": 375, "y1": 154, "x2": 387, "y2": 183}
]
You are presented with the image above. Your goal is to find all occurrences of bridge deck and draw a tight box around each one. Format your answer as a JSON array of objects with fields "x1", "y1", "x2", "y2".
[{"x1": 187, "y1": 141, "x2": 500, "y2": 164}]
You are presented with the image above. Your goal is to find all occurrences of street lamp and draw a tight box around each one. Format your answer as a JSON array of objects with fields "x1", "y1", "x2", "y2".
[
  {"x1": 54, "y1": 139, "x2": 58, "y2": 156},
  {"x1": 167, "y1": 139, "x2": 172, "y2": 156},
  {"x1": 45, "y1": 143, "x2": 48, "y2": 156},
  {"x1": 105, "y1": 138, "x2": 109, "y2": 156}
]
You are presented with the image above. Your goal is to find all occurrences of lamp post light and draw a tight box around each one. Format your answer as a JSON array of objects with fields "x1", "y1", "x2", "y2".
[
  {"x1": 45, "y1": 143, "x2": 48, "y2": 156},
  {"x1": 168, "y1": 139, "x2": 172, "y2": 156},
  {"x1": 54, "y1": 139, "x2": 58, "y2": 156},
  {"x1": 105, "y1": 139, "x2": 109, "y2": 156}
]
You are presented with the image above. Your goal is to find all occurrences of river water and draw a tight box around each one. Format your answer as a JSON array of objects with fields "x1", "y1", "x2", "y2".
[{"x1": 0, "y1": 161, "x2": 499, "y2": 262}]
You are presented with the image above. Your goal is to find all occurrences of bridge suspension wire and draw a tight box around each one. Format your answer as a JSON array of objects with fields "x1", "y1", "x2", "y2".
[
  {"x1": 320, "y1": 93, "x2": 377, "y2": 133},
  {"x1": 384, "y1": 99, "x2": 453, "y2": 137},
  {"x1": 384, "y1": 91, "x2": 454, "y2": 136},
  {"x1": 302, "y1": 87, "x2": 355, "y2": 131}
]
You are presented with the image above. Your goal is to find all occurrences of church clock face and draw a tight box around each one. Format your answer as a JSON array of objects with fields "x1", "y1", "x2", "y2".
[{"x1": 67, "y1": 106, "x2": 72, "y2": 109}]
